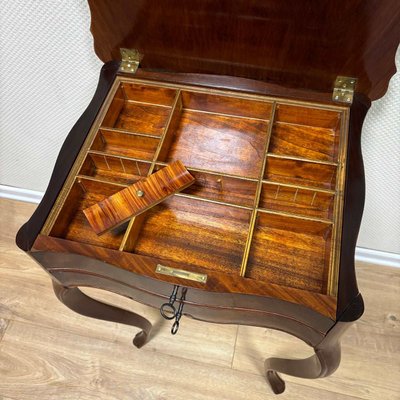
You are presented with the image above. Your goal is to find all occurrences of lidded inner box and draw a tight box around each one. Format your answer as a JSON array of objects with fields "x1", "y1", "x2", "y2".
[
  {"x1": 21, "y1": 0, "x2": 400, "y2": 320},
  {"x1": 43, "y1": 79, "x2": 348, "y2": 303}
]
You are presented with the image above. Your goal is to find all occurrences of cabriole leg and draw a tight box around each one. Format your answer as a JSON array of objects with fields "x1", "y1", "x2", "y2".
[
  {"x1": 52, "y1": 281, "x2": 152, "y2": 348},
  {"x1": 264, "y1": 321, "x2": 351, "y2": 394}
]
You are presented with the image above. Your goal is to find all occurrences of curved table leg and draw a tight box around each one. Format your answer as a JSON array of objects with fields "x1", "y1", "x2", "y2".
[
  {"x1": 52, "y1": 281, "x2": 152, "y2": 348},
  {"x1": 264, "y1": 321, "x2": 350, "y2": 394}
]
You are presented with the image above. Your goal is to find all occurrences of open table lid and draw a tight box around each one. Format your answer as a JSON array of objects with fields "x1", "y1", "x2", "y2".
[{"x1": 88, "y1": 0, "x2": 400, "y2": 101}]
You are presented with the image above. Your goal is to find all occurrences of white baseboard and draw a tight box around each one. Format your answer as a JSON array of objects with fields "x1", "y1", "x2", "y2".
[
  {"x1": 0, "y1": 184, "x2": 44, "y2": 204},
  {"x1": 1, "y1": 184, "x2": 399, "y2": 268},
  {"x1": 355, "y1": 247, "x2": 400, "y2": 268}
]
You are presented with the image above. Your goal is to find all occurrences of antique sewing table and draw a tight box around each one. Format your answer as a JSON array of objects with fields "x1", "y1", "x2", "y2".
[{"x1": 16, "y1": 1, "x2": 400, "y2": 394}]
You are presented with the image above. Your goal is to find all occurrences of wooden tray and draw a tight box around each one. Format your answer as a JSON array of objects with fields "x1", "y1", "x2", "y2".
[{"x1": 42, "y1": 78, "x2": 348, "y2": 301}]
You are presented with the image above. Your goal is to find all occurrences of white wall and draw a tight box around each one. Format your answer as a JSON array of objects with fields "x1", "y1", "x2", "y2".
[
  {"x1": 0, "y1": 0, "x2": 102, "y2": 192},
  {"x1": 358, "y1": 49, "x2": 400, "y2": 254},
  {"x1": 0, "y1": 0, "x2": 399, "y2": 255}
]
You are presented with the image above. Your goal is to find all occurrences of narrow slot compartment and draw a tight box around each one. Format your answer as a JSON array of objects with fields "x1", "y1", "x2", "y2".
[
  {"x1": 268, "y1": 104, "x2": 341, "y2": 162},
  {"x1": 159, "y1": 91, "x2": 271, "y2": 178},
  {"x1": 246, "y1": 212, "x2": 333, "y2": 294},
  {"x1": 181, "y1": 91, "x2": 273, "y2": 119},
  {"x1": 79, "y1": 153, "x2": 151, "y2": 185},
  {"x1": 101, "y1": 84, "x2": 175, "y2": 136},
  {"x1": 49, "y1": 178, "x2": 126, "y2": 249},
  {"x1": 90, "y1": 129, "x2": 159, "y2": 160},
  {"x1": 153, "y1": 165, "x2": 257, "y2": 207},
  {"x1": 274, "y1": 104, "x2": 341, "y2": 128},
  {"x1": 259, "y1": 182, "x2": 335, "y2": 220},
  {"x1": 264, "y1": 157, "x2": 337, "y2": 190},
  {"x1": 121, "y1": 83, "x2": 177, "y2": 106},
  {"x1": 124, "y1": 196, "x2": 252, "y2": 275}
]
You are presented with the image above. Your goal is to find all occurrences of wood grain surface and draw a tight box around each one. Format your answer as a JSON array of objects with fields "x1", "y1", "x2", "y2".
[
  {"x1": 35, "y1": 77, "x2": 350, "y2": 315},
  {"x1": 88, "y1": 0, "x2": 400, "y2": 100},
  {"x1": 2, "y1": 198, "x2": 400, "y2": 399},
  {"x1": 165, "y1": 110, "x2": 269, "y2": 178},
  {"x1": 33, "y1": 233, "x2": 337, "y2": 319},
  {"x1": 83, "y1": 160, "x2": 195, "y2": 234},
  {"x1": 246, "y1": 213, "x2": 332, "y2": 293}
]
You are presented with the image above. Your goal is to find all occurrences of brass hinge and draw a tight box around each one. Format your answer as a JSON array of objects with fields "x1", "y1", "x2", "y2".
[
  {"x1": 332, "y1": 76, "x2": 357, "y2": 104},
  {"x1": 119, "y1": 48, "x2": 143, "y2": 74}
]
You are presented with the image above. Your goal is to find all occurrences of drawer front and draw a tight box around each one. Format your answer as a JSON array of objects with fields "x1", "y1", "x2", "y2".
[{"x1": 30, "y1": 249, "x2": 333, "y2": 346}]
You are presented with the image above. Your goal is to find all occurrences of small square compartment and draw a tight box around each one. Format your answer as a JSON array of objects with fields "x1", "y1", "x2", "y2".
[
  {"x1": 101, "y1": 84, "x2": 177, "y2": 136},
  {"x1": 49, "y1": 179, "x2": 126, "y2": 249},
  {"x1": 246, "y1": 212, "x2": 333, "y2": 294},
  {"x1": 124, "y1": 196, "x2": 251, "y2": 275},
  {"x1": 269, "y1": 104, "x2": 341, "y2": 162},
  {"x1": 264, "y1": 157, "x2": 337, "y2": 190},
  {"x1": 79, "y1": 153, "x2": 151, "y2": 185},
  {"x1": 90, "y1": 129, "x2": 159, "y2": 160},
  {"x1": 158, "y1": 91, "x2": 272, "y2": 178},
  {"x1": 259, "y1": 182, "x2": 335, "y2": 220}
]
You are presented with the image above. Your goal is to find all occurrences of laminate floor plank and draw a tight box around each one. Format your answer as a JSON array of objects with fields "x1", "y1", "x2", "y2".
[
  {"x1": 0, "y1": 320, "x2": 361, "y2": 400},
  {"x1": 232, "y1": 262, "x2": 400, "y2": 400},
  {"x1": 0, "y1": 199, "x2": 236, "y2": 368},
  {"x1": 1, "y1": 196, "x2": 399, "y2": 399}
]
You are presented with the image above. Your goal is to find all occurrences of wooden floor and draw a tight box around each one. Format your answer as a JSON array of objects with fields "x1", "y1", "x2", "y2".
[{"x1": 0, "y1": 197, "x2": 399, "y2": 400}]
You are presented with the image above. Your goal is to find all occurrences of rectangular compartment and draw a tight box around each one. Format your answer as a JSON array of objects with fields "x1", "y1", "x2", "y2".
[
  {"x1": 268, "y1": 104, "x2": 342, "y2": 162},
  {"x1": 158, "y1": 91, "x2": 272, "y2": 178},
  {"x1": 49, "y1": 179, "x2": 126, "y2": 249},
  {"x1": 246, "y1": 212, "x2": 333, "y2": 293},
  {"x1": 125, "y1": 196, "x2": 252, "y2": 275},
  {"x1": 181, "y1": 91, "x2": 274, "y2": 119},
  {"x1": 121, "y1": 83, "x2": 178, "y2": 106},
  {"x1": 42, "y1": 78, "x2": 349, "y2": 301},
  {"x1": 264, "y1": 156, "x2": 337, "y2": 190},
  {"x1": 101, "y1": 84, "x2": 177, "y2": 136},
  {"x1": 154, "y1": 165, "x2": 257, "y2": 207},
  {"x1": 90, "y1": 129, "x2": 159, "y2": 160},
  {"x1": 79, "y1": 153, "x2": 151, "y2": 185},
  {"x1": 259, "y1": 182, "x2": 335, "y2": 220}
]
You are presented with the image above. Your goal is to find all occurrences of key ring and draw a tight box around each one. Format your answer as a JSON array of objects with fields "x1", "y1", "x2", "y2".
[
  {"x1": 160, "y1": 285, "x2": 179, "y2": 320},
  {"x1": 171, "y1": 320, "x2": 180, "y2": 335},
  {"x1": 160, "y1": 302, "x2": 176, "y2": 320}
]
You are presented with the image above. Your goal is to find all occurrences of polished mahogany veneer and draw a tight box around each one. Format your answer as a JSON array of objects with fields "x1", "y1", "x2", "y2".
[
  {"x1": 39, "y1": 79, "x2": 348, "y2": 310},
  {"x1": 83, "y1": 160, "x2": 195, "y2": 234},
  {"x1": 15, "y1": 0, "x2": 400, "y2": 395},
  {"x1": 89, "y1": 0, "x2": 400, "y2": 100}
]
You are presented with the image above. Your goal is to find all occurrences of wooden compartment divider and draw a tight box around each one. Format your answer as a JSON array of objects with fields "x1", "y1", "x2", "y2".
[
  {"x1": 266, "y1": 153, "x2": 338, "y2": 166},
  {"x1": 83, "y1": 160, "x2": 195, "y2": 235},
  {"x1": 121, "y1": 82, "x2": 178, "y2": 106},
  {"x1": 130, "y1": 196, "x2": 253, "y2": 275},
  {"x1": 239, "y1": 102, "x2": 277, "y2": 276},
  {"x1": 49, "y1": 178, "x2": 128, "y2": 250},
  {"x1": 42, "y1": 77, "x2": 349, "y2": 298},
  {"x1": 268, "y1": 103, "x2": 341, "y2": 163},
  {"x1": 245, "y1": 212, "x2": 333, "y2": 293},
  {"x1": 326, "y1": 113, "x2": 348, "y2": 296},
  {"x1": 97, "y1": 126, "x2": 161, "y2": 139},
  {"x1": 74, "y1": 173, "x2": 341, "y2": 221},
  {"x1": 101, "y1": 85, "x2": 176, "y2": 137},
  {"x1": 79, "y1": 152, "x2": 152, "y2": 185},
  {"x1": 119, "y1": 90, "x2": 183, "y2": 251},
  {"x1": 90, "y1": 128, "x2": 160, "y2": 159},
  {"x1": 258, "y1": 181, "x2": 335, "y2": 220}
]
